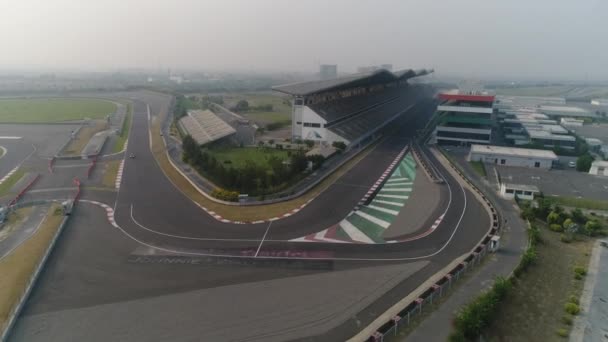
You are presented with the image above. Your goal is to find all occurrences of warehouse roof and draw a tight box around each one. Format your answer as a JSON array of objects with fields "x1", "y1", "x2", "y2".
[
  {"x1": 272, "y1": 68, "x2": 432, "y2": 96},
  {"x1": 179, "y1": 110, "x2": 235, "y2": 145},
  {"x1": 470, "y1": 144, "x2": 558, "y2": 160}
]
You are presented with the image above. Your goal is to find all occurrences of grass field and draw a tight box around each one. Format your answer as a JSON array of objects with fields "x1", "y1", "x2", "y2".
[
  {"x1": 0, "y1": 204, "x2": 62, "y2": 334},
  {"x1": 486, "y1": 225, "x2": 592, "y2": 341},
  {"x1": 102, "y1": 160, "x2": 120, "y2": 188},
  {"x1": 224, "y1": 93, "x2": 291, "y2": 125},
  {"x1": 112, "y1": 105, "x2": 132, "y2": 153},
  {"x1": 205, "y1": 146, "x2": 290, "y2": 168},
  {"x1": 469, "y1": 161, "x2": 487, "y2": 177},
  {"x1": 549, "y1": 196, "x2": 608, "y2": 211},
  {"x1": 0, "y1": 98, "x2": 116, "y2": 123},
  {"x1": 149, "y1": 101, "x2": 377, "y2": 221},
  {"x1": 0, "y1": 169, "x2": 25, "y2": 196}
]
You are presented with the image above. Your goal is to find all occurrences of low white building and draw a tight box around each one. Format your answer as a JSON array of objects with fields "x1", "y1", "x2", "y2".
[
  {"x1": 468, "y1": 144, "x2": 558, "y2": 169},
  {"x1": 500, "y1": 183, "x2": 540, "y2": 200},
  {"x1": 560, "y1": 117, "x2": 584, "y2": 127},
  {"x1": 589, "y1": 160, "x2": 608, "y2": 177}
]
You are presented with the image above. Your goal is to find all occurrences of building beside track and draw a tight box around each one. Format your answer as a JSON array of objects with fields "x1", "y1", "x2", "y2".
[
  {"x1": 433, "y1": 90, "x2": 496, "y2": 145},
  {"x1": 468, "y1": 144, "x2": 558, "y2": 169},
  {"x1": 272, "y1": 68, "x2": 433, "y2": 148}
]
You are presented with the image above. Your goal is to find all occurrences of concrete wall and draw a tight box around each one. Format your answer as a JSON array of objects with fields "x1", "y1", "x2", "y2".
[
  {"x1": 500, "y1": 183, "x2": 536, "y2": 200},
  {"x1": 299, "y1": 106, "x2": 327, "y2": 142},
  {"x1": 468, "y1": 152, "x2": 554, "y2": 169}
]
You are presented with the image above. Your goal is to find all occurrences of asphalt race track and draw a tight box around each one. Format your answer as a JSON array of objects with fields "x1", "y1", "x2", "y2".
[{"x1": 10, "y1": 90, "x2": 492, "y2": 341}]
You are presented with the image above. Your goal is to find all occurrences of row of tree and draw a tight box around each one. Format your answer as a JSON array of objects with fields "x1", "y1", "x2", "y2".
[{"x1": 182, "y1": 135, "x2": 324, "y2": 197}]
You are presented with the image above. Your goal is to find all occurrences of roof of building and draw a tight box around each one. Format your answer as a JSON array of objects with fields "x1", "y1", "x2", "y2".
[
  {"x1": 502, "y1": 183, "x2": 541, "y2": 192},
  {"x1": 438, "y1": 90, "x2": 495, "y2": 103},
  {"x1": 272, "y1": 68, "x2": 432, "y2": 96},
  {"x1": 527, "y1": 129, "x2": 576, "y2": 141},
  {"x1": 470, "y1": 144, "x2": 558, "y2": 160},
  {"x1": 591, "y1": 160, "x2": 608, "y2": 167},
  {"x1": 179, "y1": 110, "x2": 236, "y2": 145}
]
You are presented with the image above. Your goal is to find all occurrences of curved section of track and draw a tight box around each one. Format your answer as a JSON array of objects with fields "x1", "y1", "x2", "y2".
[{"x1": 106, "y1": 95, "x2": 489, "y2": 261}]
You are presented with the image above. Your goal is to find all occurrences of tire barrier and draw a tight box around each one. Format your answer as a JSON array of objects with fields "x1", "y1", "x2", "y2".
[{"x1": 364, "y1": 147, "x2": 501, "y2": 342}]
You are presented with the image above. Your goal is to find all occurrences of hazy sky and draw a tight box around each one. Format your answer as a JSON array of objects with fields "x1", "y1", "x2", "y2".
[{"x1": 1, "y1": 0, "x2": 607, "y2": 80}]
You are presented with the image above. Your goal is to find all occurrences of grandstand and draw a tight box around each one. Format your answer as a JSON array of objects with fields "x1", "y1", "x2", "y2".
[
  {"x1": 272, "y1": 68, "x2": 432, "y2": 147},
  {"x1": 178, "y1": 109, "x2": 236, "y2": 145}
]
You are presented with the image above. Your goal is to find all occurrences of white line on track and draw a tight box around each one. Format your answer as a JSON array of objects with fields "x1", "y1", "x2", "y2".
[{"x1": 254, "y1": 221, "x2": 273, "y2": 257}]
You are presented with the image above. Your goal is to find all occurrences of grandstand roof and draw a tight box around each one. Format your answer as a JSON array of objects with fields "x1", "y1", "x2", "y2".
[
  {"x1": 179, "y1": 110, "x2": 236, "y2": 145},
  {"x1": 272, "y1": 68, "x2": 432, "y2": 96}
]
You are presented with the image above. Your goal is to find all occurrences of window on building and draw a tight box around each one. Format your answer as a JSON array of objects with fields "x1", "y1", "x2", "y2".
[
  {"x1": 534, "y1": 161, "x2": 540, "y2": 168},
  {"x1": 524, "y1": 191, "x2": 533, "y2": 196},
  {"x1": 294, "y1": 99, "x2": 303, "y2": 106},
  {"x1": 505, "y1": 189, "x2": 514, "y2": 194},
  {"x1": 296, "y1": 121, "x2": 302, "y2": 125},
  {"x1": 501, "y1": 159, "x2": 506, "y2": 165}
]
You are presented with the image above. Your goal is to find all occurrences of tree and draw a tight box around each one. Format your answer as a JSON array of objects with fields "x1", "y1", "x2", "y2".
[
  {"x1": 584, "y1": 220, "x2": 602, "y2": 236},
  {"x1": 304, "y1": 140, "x2": 315, "y2": 149},
  {"x1": 547, "y1": 211, "x2": 562, "y2": 225},
  {"x1": 570, "y1": 208, "x2": 586, "y2": 224},
  {"x1": 576, "y1": 153, "x2": 594, "y2": 172},
  {"x1": 332, "y1": 141, "x2": 347, "y2": 151},
  {"x1": 234, "y1": 99, "x2": 249, "y2": 112}
]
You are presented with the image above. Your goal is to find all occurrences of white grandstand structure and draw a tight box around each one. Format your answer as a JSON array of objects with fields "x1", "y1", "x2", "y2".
[
  {"x1": 273, "y1": 68, "x2": 432, "y2": 148},
  {"x1": 178, "y1": 109, "x2": 236, "y2": 145}
]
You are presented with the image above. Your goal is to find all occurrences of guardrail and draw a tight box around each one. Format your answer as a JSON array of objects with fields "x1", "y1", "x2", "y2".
[
  {"x1": 362, "y1": 147, "x2": 501, "y2": 342},
  {"x1": 411, "y1": 143, "x2": 444, "y2": 184},
  {"x1": 87, "y1": 155, "x2": 98, "y2": 179},
  {"x1": 8, "y1": 174, "x2": 40, "y2": 207}
]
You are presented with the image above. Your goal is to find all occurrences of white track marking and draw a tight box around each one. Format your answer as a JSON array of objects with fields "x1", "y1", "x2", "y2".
[
  {"x1": 354, "y1": 210, "x2": 391, "y2": 228},
  {"x1": 373, "y1": 200, "x2": 404, "y2": 207},
  {"x1": 367, "y1": 205, "x2": 399, "y2": 215},
  {"x1": 386, "y1": 177, "x2": 408, "y2": 182},
  {"x1": 376, "y1": 194, "x2": 409, "y2": 199},
  {"x1": 254, "y1": 222, "x2": 273, "y2": 257},
  {"x1": 378, "y1": 188, "x2": 412, "y2": 192},
  {"x1": 339, "y1": 220, "x2": 375, "y2": 244}
]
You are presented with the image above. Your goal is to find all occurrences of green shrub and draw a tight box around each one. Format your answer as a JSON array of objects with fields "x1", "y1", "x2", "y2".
[
  {"x1": 527, "y1": 225, "x2": 541, "y2": 245},
  {"x1": 560, "y1": 234, "x2": 573, "y2": 243},
  {"x1": 574, "y1": 266, "x2": 587, "y2": 277},
  {"x1": 561, "y1": 315, "x2": 573, "y2": 325},
  {"x1": 564, "y1": 302, "x2": 580, "y2": 315},
  {"x1": 211, "y1": 188, "x2": 239, "y2": 202},
  {"x1": 556, "y1": 328, "x2": 569, "y2": 337},
  {"x1": 568, "y1": 295, "x2": 580, "y2": 305},
  {"x1": 550, "y1": 224, "x2": 564, "y2": 232}
]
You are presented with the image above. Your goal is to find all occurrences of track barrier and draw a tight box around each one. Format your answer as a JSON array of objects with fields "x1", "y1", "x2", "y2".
[
  {"x1": 362, "y1": 147, "x2": 501, "y2": 342},
  {"x1": 8, "y1": 174, "x2": 40, "y2": 207}
]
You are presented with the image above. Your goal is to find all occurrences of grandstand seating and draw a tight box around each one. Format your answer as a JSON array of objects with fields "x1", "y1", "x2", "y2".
[
  {"x1": 326, "y1": 87, "x2": 422, "y2": 142},
  {"x1": 179, "y1": 110, "x2": 236, "y2": 145}
]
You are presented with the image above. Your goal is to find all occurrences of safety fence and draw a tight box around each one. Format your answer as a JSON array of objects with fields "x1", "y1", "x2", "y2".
[
  {"x1": 364, "y1": 147, "x2": 501, "y2": 342},
  {"x1": 87, "y1": 155, "x2": 98, "y2": 179},
  {"x1": 411, "y1": 143, "x2": 444, "y2": 184},
  {"x1": 8, "y1": 174, "x2": 40, "y2": 207}
]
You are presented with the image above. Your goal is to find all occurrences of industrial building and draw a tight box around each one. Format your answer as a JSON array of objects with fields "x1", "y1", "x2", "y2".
[
  {"x1": 591, "y1": 99, "x2": 608, "y2": 106},
  {"x1": 433, "y1": 90, "x2": 495, "y2": 145},
  {"x1": 539, "y1": 105, "x2": 595, "y2": 118},
  {"x1": 468, "y1": 144, "x2": 558, "y2": 169},
  {"x1": 272, "y1": 68, "x2": 432, "y2": 147},
  {"x1": 496, "y1": 97, "x2": 577, "y2": 150},
  {"x1": 589, "y1": 160, "x2": 608, "y2": 177}
]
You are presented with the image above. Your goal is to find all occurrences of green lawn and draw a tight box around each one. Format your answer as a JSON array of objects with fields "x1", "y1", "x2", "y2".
[
  {"x1": 486, "y1": 225, "x2": 592, "y2": 341},
  {"x1": 225, "y1": 93, "x2": 292, "y2": 124},
  {"x1": 470, "y1": 160, "x2": 487, "y2": 177},
  {"x1": 205, "y1": 146, "x2": 290, "y2": 168},
  {"x1": 0, "y1": 169, "x2": 25, "y2": 196},
  {"x1": 0, "y1": 98, "x2": 116, "y2": 123},
  {"x1": 549, "y1": 195, "x2": 608, "y2": 211},
  {"x1": 113, "y1": 105, "x2": 132, "y2": 153}
]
